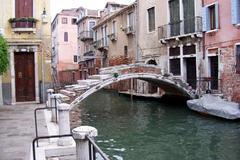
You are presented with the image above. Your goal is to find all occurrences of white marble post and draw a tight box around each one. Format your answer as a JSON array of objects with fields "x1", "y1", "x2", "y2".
[
  {"x1": 50, "y1": 94, "x2": 58, "y2": 122},
  {"x1": 46, "y1": 89, "x2": 54, "y2": 107},
  {"x1": 57, "y1": 103, "x2": 72, "y2": 146},
  {"x1": 72, "y1": 126, "x2": 98, "y2": 160}
]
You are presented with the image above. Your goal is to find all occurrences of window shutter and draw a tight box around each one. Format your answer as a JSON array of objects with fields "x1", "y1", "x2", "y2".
[
  {"x1": 202, "y1": 7, "x2": 208, "y2": 31},
  {"x1": 215, "y1": 2, "x2": 219, "y2": 29},
  {"x1": 231, "y1": 0, "x2": 238, "y2": 24}
]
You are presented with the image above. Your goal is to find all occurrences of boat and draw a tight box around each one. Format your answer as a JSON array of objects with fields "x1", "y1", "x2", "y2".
[{"x1": 187, "y1": 94, "x2": 240, "y2": 120}]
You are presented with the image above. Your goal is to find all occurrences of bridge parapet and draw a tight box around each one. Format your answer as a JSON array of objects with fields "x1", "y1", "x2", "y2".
[{"x1": 100, "y1": 63, "x2": 162, "y2": 75}]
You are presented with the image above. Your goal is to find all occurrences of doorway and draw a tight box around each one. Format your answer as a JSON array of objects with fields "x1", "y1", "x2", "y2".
[
  {"x1": 14, "y1": 52, "x2": 35, "y2": 102},
  {"x1": 209, "y1": 56, "x2": 218, "y2": 90},
  {"x1": 185, "y1": 57, "x2": 196, "y2": 89}
]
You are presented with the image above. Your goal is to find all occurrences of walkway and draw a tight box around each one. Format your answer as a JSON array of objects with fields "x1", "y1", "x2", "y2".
[{"x1": 0, "y1": 104, "x2": 48, "y2": 160}]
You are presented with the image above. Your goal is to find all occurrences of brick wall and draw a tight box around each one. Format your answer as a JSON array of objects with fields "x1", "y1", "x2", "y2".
[
  {"x1": 109, "y1": 56, "x2": 134, "y2": 66},
  {"x1": 220, "y1": 46, "x2": 240, "y2": 102},
  {"x1": 58, "y1": 70, "x2": 80, "y2": 86}
]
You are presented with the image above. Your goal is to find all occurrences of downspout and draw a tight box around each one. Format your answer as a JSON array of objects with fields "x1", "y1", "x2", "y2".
[
  {"x1": 135, "y1": 0, "x2": 140, "y2": 62},
  {"x1": 202, "y1": 0, "x2": 205, "y2": 59}
]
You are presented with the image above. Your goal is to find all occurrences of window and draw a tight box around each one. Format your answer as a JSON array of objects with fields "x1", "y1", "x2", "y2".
[
  {"x1": 202, "y1": 3, "x2": 219, "y2": 31},
  {"x1": 64, "y1": 32, "x2": 68, "y2": 42},
  {"x1": 124, "y1": 46, "x2": 128, "y2": 57},
  {"x1": 73, "y1": 55, "x2": 78, "y2": 63},
  {"x1": 62, "y1": 17, "x2": 68, "y2": 24},
  {"x1": 170, "y1": 59, "x2": 181, "y2": 75},
  {"x1": 94, "y1": 31, "x2": 97, "y2": 41},
  {"x1": 127, "y1": 12, "x2": 134, "y2": 27},
  {"x1": 209, "y1": 5, "x2": 216, "y2": 30},
  {"x1": 169, "y1": 47, "x2": 180, "y2": 56},
  {"x1": 183, "y1": 45, "x2": 196, "y2": 55},
  {"x1": 232, "y1": 0, "x2": 240, "y2": 25},
  {"x1": 236, "y1": 44, "x2": 240, "y2": 74},
  {"x1": 72, "y1": 18, "x2": 77, "y2": 24},
  {"x1": 148, "y1": 7, "x2": 155, "y2": 32},
  {"x1": 104, "y1": 26, "x2": 108, "y2": 46},
  {"x1": 89, "y1": 21, "x2": 96, "y2": 38},
  {"x1": 112, "y1": 21, "x2": 116, "y2": 34}
]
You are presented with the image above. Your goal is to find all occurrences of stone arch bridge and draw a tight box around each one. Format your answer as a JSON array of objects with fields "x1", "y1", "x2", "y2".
[{"x1": 64, "y1": 63, "x2": 197, "y2": 109}]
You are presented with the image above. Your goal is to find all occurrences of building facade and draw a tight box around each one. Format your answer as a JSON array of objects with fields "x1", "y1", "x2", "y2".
[
  {"x1": 51, "y1": 9, "x2": 79, "y2": 86},
  {"x1": 93, "y1": 2, "x2": 136, "y2": 67},
  {"x1": 202, "y1": 0, "x2": 240, "y2": 102},
  {"x1": 0, "y1": 0, "x2": 51, "y2": 104},
  {"x1": 157, "y1": 0, "x2": 203, "y2": 90},
  {"x1": 77, "y1": 7, "x2": 100, "y2": 79}
]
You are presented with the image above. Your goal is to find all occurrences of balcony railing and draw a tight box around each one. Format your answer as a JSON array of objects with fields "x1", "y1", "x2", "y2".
[
  {"x1": 108, "y1": 33, "x2": 117, "y2": 41},
  {"x1": 95, "y1": 37, "x2": 108, "y2": 50},
  {"x1": 125, "y1": 26, "x2": 134, "y2": 35},
  {"x1": 9, "y1": 17, "x2": 37, "y2": 32},
  {"x1": 79, "y1": 31, "x2": 94, "y2": 41},
  {"x1": 83, "y1": 50, "x2": 96, "y2": 60},
  {"x1": 158, "y1": 16, "x2": 202, "y2": 40}
]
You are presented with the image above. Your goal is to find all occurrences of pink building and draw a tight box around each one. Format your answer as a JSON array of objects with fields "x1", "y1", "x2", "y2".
[
  {"x1": 51, "y1": 9, "x2": 80, "y2": 85},
  {"x1": 202, "y1": 0, "x2": 240, "y2": 102}
]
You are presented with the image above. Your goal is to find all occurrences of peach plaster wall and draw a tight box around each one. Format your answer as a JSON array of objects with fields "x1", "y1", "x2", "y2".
[{"x1": 204, "y1": 0, "x2": 240, "y2": 102}]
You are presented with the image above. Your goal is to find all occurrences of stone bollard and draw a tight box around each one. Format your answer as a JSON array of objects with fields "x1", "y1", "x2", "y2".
[
  {"x1": 47, "y1": 89, "x2": 54, "y2": 107},
  {"x1": 72, "y1": 126, "x2": 98, "y2": 160},
  {"x1": 57, "y1": 103, "x2": 72, "y2": 146},
  {"x1": 50, "y1": 94, "x2": 58, "y2": 122}
]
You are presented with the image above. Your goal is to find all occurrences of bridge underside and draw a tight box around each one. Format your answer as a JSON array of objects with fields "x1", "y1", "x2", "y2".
[{"x1": 139, "y1": 78, "x2": 192, "y2": 98}]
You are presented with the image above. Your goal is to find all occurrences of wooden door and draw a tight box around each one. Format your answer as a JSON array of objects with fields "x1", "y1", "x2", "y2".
[
  {"x1": 15, "y1": 0, "x2": 33, "y2": 28},
  {"x1": 15, "y1": 52, "x2": 35, "y2": 102},
  {"x1": 186, "y1": 58, "x2": 196, "y2": 89},
  {"x1": 183, "y1": 0, "x2": 195, "y2": 34},
  {"x1": 169, "y1": 0, "x2": 180, "y2": 36}
]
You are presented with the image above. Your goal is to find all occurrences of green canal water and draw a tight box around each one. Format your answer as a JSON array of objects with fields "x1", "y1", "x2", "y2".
[{"x1": 78, "y1": 90, "x2": 240, "y2": 160}]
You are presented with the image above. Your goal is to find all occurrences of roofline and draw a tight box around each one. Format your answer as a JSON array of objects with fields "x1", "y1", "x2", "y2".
[{"x1": 93, "y1": 3, "x2": 136, "y2": 29}]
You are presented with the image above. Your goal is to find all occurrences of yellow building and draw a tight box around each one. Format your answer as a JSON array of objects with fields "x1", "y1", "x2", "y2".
[{"x1": 0, "y1": 0, "x2": 51, "y2": 104}]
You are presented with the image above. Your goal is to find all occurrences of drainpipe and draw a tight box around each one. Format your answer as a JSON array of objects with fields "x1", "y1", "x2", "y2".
[
  {"x1": 41, "y1": 43, "x2": 45, "y2": 103},
  {"x1": 202, "y1": 0, "x2": 205, "y2": 60},
  {"x1": 135, "y1": 0, "x2": 140, "y2": 63}
]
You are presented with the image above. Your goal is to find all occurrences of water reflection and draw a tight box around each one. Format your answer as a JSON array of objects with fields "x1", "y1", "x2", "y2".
[{"x1": 78, "y1": 90, "x2": 240, "y2": 160}]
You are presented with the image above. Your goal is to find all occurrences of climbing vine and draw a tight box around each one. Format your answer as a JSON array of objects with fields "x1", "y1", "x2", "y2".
[{"x1": 0, "y1": 36, "x2": 9, "y2": 75}]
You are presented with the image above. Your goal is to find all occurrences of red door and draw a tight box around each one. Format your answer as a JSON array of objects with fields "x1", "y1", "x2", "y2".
[{"x1": 15, "y1": 52, "x2": 35, "y2": 102}]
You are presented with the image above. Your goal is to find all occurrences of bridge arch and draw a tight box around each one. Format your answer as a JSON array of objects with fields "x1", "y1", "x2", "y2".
[{"x1": 70, "y1": 72, "x2": 196, "y2": 110}]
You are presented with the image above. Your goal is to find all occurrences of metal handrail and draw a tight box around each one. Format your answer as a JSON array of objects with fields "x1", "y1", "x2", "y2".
[
  {"x1": 158, "y1": 16, "x2": 202, "y2": 39},
  {"x1": 87, "y1": 136, "x2": 110, "y2": 160},
  {"x1": 32, "y1": 134, "x2": 72, "y2": 160}
]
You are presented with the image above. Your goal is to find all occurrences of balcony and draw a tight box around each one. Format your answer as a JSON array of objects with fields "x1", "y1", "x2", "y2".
[
  {"x1": 79, "y1": 31, "x2": 94, "y2": 41},
  {"x1": 95, "y1": 38, "x2": 108, "y2": 51},
  {"x1": 9, "y1": 17, "x2": 37, "y2": 33},
  {"x1": 83, "y1": 50, "x2": 96, "y2": 60},
  {"x1": 124, "y1": 26, "x2": 134, "y2": 35},
  {"x1": 107, "y1": 33, "x2": 117, "y2": 41},
  {"x1": 158, "y1": 16, "x2": 202, "y2": 42}
]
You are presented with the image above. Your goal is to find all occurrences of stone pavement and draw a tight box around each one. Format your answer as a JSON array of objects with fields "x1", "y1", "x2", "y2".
[{"x1": 0, "y1": 104, "x2": 48, "y2": 160}]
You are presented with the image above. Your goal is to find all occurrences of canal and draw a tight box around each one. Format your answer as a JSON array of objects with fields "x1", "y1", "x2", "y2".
[{"x1": 77, "y1": 90, "x2": 240, "y2": 160}]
